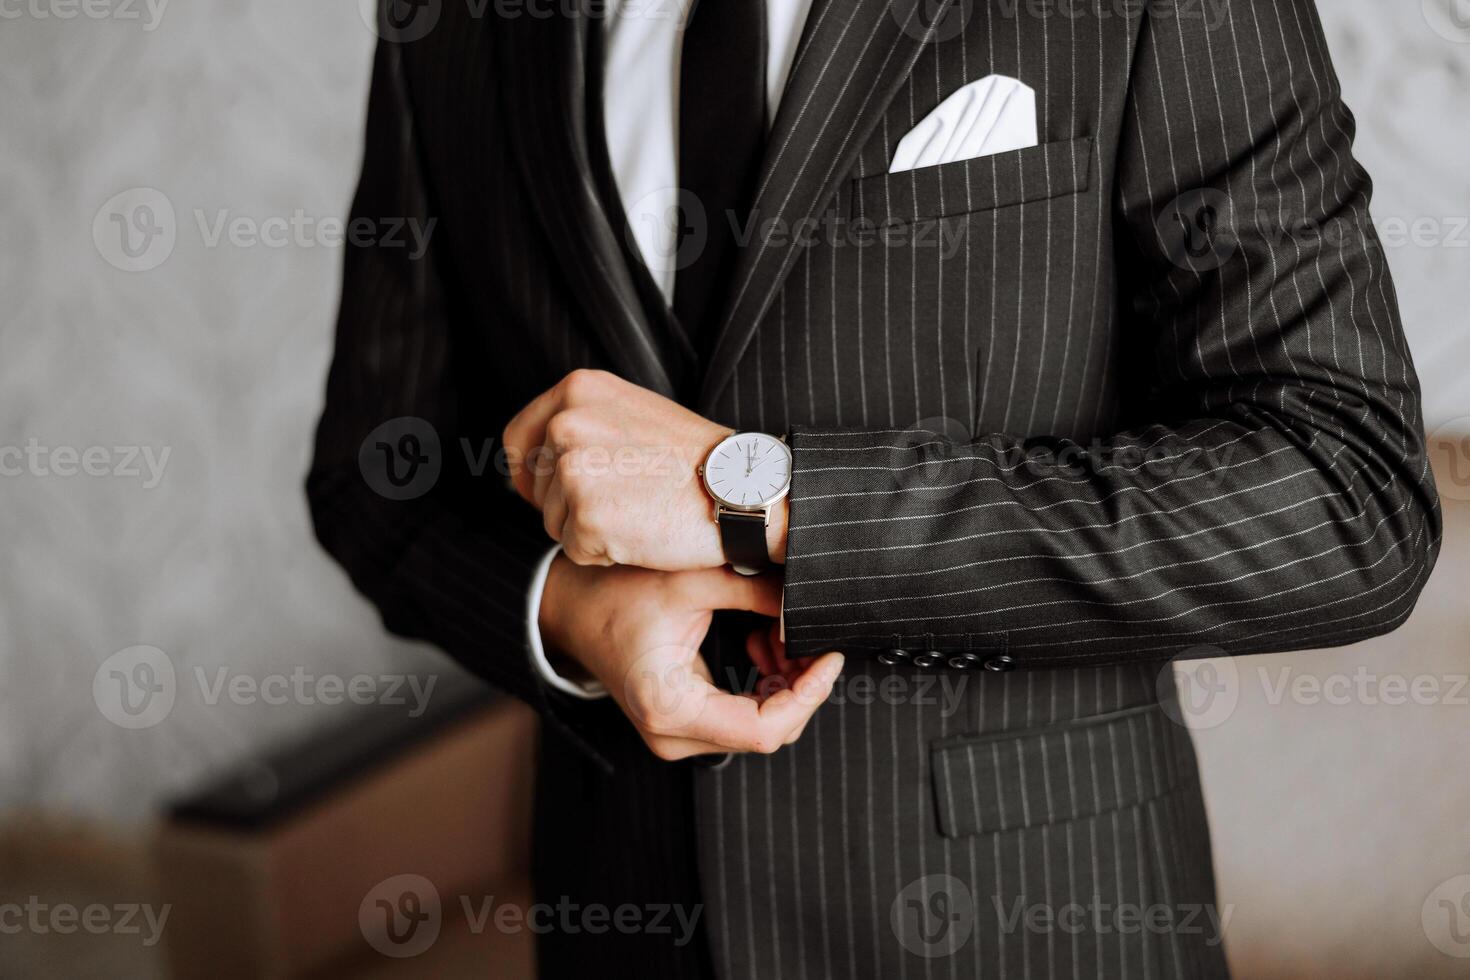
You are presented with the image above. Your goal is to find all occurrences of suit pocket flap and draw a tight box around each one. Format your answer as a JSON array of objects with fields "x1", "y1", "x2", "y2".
[
  {"x1": 930, "y1": 703, "x2": 1176, "y2": 839},
  {"x1": 855, "y1": 136, "x2": 1093, "y2": 223}
]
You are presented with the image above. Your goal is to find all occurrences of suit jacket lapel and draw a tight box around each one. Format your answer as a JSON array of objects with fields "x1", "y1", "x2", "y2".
[
  {"x1": 497, "y1": 6, "x2": 680, "y2": 399},
  {"x1": 584, "y1": 20, "x2": 699, "y2": 385},
  {"x1": 697, "y1": 0, "x2": 958, "y2": 415}
]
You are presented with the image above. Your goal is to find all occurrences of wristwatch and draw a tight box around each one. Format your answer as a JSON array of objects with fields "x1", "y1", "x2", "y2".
[{"x1": 698, "y1": 431, "x2": 792, "y2": 576}]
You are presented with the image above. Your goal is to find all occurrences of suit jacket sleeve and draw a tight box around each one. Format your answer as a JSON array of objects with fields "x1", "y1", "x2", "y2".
[
  {"x1": 307, "y1": 39, "x2": 555, "y2": 710},
  {"x1": 780, "y1": 0, "x2": 1442, "y2": 666}
]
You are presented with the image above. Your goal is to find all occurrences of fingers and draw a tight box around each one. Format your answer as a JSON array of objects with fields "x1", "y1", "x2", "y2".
[
  {"x1": 775, "y1": 652, "x2": 843, "y2": 745},
  {"x1": 747, "y1": 623, "x2": 804, "y2": 690},
  {"x1": 531, "y1": 448, "x2": 558, "y2": 511},
  {"x1": 683, "y1": 566, "x2": 783, "y2": 618},
  {"x1": 623, "y1": 573, "x2": 801, "y2": 758},
  {"x1": 505, "y1": 369, "x2": 624, "y2": 505},
  {"x1": 541, "y1": 480, "x2": 568, "y2": 544},
  {"x1": 766, "y1": 623, "x2": 807, "y2": 685},
  {"x1": 663, "y1": 652, "x2": 843, "y2": 754},
  {"x1": 643, "y1": 733, "x2": 745, "y2": 762},
  {"x1": 745, "y1": 626, "x2": 780, "y2": 679},
  {"x1": 502, "y1": 383, "x2": 566, "y2": 503}
]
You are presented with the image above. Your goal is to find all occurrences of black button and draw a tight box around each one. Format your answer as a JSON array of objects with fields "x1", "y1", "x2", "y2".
[
  {"x1": 948, "y1": 653, "x2": 983, "y2": 670},
  {"x1": 912, "y1": 651, "x2": 947, "y2": 668},
  {"x1": 983, "y1": 655, "x2": 1017, "y2": 672},
  {"x1": 877, "y1": 648, "x2": 910, "y2": 666}
]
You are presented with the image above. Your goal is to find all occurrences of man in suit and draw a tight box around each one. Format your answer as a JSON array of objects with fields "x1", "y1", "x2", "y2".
[{"x1": 309, "y1": 0, "x2": 1441, "y2": 976}]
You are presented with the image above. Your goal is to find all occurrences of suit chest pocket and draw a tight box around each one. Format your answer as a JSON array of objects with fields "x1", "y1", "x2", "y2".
[{"x1": 853, "y1": 136, "x2": 1093, "y2": 224}]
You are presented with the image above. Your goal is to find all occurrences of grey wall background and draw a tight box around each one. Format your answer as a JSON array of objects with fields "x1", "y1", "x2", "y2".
[{"x1": 1, "y1": 1, "x2": 1467, "y2": 976}]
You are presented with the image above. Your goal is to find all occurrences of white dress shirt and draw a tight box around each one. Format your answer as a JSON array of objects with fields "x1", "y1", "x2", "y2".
[
  {"x1": 528, "y1": 0, "x2": 815, "y2": 697},
  {"x1": 603, "y1": 0, "x2": 815, "y2": 303}
]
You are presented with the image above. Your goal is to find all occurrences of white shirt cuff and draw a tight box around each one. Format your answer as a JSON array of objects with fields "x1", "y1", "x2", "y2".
[{"x1": 526, "y1": 545, "x2": 608, "y2": 700}]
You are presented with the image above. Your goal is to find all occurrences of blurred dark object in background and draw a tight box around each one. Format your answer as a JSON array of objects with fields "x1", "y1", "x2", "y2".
[{"x1": 2, "y1": 681, "x2": 538, "y2": 979}]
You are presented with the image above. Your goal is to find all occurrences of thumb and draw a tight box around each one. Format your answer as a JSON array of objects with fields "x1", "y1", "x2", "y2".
[{"x1": 686, "y1": 567, "x2": 783, "y2": 618}]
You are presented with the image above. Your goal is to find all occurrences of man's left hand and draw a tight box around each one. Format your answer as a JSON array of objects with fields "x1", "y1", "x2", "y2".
[{"x1": 503, "y1": 369, "x2": 787, "y2": 570}]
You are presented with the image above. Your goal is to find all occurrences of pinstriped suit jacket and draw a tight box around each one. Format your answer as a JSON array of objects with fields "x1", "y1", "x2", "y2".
[{"x1": 308, "y1": 0, "x2": 1441, "y2": 977}]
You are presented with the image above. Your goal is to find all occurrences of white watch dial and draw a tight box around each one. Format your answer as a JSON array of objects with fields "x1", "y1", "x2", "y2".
[{"x1": 702, "y1": 432, "x2": 792, "y2": 510}]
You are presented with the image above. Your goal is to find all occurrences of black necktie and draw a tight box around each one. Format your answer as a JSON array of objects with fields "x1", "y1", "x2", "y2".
[{"x1": 675, "y1": 0, "x2": 768, "y2": 355}]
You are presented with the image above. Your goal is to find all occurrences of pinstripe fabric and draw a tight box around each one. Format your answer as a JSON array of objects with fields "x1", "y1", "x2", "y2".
[
  {"x1": 697, "y1": 663, "x2": 1225, "y2": 980},
  {"x1": 309, "y1": 1, "x2": 1439, "y2": 977},
  {"x1": 770, "y1": 0, "x2": 1440, "y2": 665},
  {"x1": 931, "y1": 704, "x2": 1178, "y2": 838}
]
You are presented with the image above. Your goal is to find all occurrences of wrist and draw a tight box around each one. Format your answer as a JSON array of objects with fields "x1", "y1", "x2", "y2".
[
  {"x1": 697, "y1": 429, "x2": 792, "y2": 571},
  {"x1": 767, "y1": 497, "x2": 788, "y2": 564},
  {"x1": 537, "y1": 553, "x2": 598, "y2": 681},
  {"x1": 687, "y1": 423, "x2": 734, "y2": 568}
]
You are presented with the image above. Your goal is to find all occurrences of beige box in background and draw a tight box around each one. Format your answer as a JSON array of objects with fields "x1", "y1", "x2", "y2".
[{"x1": 155, "y1": 699, "x2": 538, "y2": 979}]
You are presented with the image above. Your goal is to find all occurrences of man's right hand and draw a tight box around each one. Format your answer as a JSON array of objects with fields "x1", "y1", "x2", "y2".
[{"x1": 539, "y1": 557, "x2": 843, "y2": 761}]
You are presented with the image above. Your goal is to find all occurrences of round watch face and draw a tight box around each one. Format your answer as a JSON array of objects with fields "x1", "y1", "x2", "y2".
[{"x1": 702, "y1": 432, "x2": 792, "y2": 511}]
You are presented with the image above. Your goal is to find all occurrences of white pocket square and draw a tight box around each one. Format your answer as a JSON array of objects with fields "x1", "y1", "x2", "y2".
[{"x1": 889, "y1": 75, "x2": 1038, "y2": 174}]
